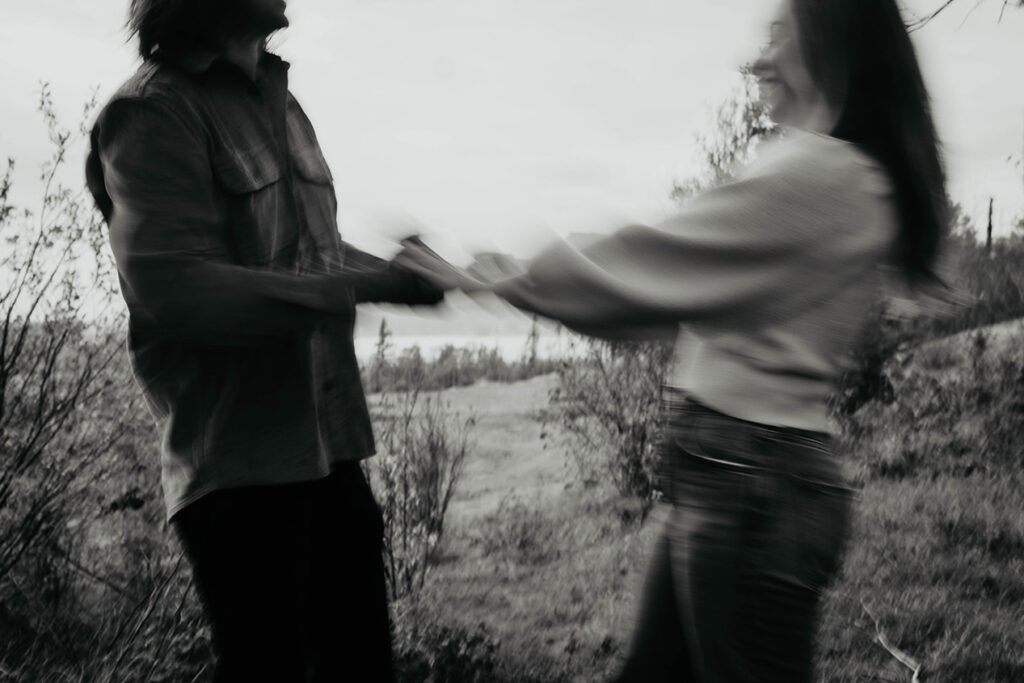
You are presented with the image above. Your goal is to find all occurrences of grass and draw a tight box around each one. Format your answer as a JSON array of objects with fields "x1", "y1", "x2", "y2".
[
  {"x1": 817, "y1": 472, "x2": 1024, "y2": 682},
  {"x1": 3, "y1": 318, "x2": 1021, "y2": 681},
  {"x1": 392, "y1": 320, "x2": 1024, "y2": 682},
  {"x1": 381, "y1": 375, "x2": 653, "y2": 682},
  {"x1": 816, "y1": 320, "x2": 1024, "y2": 682}
]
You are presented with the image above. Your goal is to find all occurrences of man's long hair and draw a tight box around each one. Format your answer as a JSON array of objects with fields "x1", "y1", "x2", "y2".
[
  {"x1": 128, "y1": 0, "x2": 232, "y2": 59},
  {"x1": 791, "y1": 0, "x2": 948, "y2": 285}
]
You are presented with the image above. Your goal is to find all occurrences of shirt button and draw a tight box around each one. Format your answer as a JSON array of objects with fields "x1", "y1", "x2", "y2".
[{"x1": 322, "y1": 380, "x2": 335, "y2": 392}]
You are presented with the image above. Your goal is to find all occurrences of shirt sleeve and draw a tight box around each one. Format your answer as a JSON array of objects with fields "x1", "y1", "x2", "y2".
[
  {"x1": 94, "y1": 95, "x2": 355, "y2": 346},
  {"x1": 340, "y1": 243, "x2": 445, "y2": 306},
  {"x1": 493, "y1": 138, "x2": 892, "y2": 334}
]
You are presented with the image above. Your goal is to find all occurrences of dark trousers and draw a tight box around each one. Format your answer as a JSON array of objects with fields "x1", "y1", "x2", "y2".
[
  {"x1": 173, "y1": 463, "x2": 393, "y2": 683},
  {"x1": 615, "y1": 395, "x2": 853, "y2": 683}
]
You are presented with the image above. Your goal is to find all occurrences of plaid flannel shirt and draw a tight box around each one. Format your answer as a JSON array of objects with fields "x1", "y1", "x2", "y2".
[{"x1": 86, "y1": 46, "x2": 441, "y2": 519}]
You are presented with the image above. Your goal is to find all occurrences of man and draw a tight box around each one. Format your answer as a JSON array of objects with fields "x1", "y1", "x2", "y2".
[{"x1": 85, "y1": 1, "x2": 443, "y2": 679}]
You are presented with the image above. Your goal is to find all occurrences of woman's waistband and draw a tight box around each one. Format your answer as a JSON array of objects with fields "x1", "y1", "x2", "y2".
[
  {"x1": 660, "y1": 387, "x2": 849, "y2": 489},
  {"x1": 662, "y1": 387, "x2": 830, "y2": 440}
]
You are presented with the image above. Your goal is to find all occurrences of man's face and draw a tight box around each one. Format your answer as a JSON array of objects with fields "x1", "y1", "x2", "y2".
[{"x1": 230, "y1": 0, "x2": 290, "y2": 38}]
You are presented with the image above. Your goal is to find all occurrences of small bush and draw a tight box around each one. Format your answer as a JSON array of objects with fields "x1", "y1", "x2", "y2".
[
  {"x1": 842, "y1": 323, "x2": 1024, "y2": 482},
  {"x1": 835, "y1": 234, "x2": 1024, "y2": 421},
  {"x1": 546, "y1": 338, "x2": 672, "y2": 503},
  {"x1": 393, "y1": 618, "x2": 499, "y2": 683},
  {"x1": 367, "y1": 388, "x2": 475, "y2": 602},
  {"x1": 477, "y1": 494, "x2": 559, "y2": 566}
]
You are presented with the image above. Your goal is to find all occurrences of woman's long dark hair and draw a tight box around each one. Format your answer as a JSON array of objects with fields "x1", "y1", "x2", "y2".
[
  {"x1": 792, "y1": 0, "x2": 948, "y2": 284},
  {"x1": 128, "y1": 0, "x2": 235, "y2": 59}
]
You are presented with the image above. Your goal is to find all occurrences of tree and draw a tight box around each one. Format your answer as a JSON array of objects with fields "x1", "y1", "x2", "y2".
[
  {"x1": 670, "y1": 70, "x2": 775, "y2": 203},
  {"x1": 905, "y1": 0, "x2": 1023, "y2": 31},
  {"x1": 519, "y1": 315, "x2": 540, "y2": 377},
  {"x1": 367, "y1": 317, "x2": 392, "y2": 393}
]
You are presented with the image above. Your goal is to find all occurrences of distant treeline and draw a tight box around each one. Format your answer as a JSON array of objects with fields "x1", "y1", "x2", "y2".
[{"x1": 362, "y1": 319, "x2": 561, "y2": 393}]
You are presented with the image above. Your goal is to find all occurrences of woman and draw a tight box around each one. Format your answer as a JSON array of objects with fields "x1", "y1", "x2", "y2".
[{"x1": 398, "y1": 0, "x2": 946, "y2": 680}]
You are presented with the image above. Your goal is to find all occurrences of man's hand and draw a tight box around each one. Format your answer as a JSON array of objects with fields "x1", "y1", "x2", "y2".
[{"x1": 393, "y1": 238, "x2": 491, "y2": 293}]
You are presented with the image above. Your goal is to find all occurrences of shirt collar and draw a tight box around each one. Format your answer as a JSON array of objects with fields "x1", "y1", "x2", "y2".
[{"x1": 155, "y1": 42, "x2": 289, "y2": 78}]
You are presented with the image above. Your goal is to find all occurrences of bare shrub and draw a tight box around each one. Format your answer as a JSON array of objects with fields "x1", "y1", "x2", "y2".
[
  {"x1": 0, "y1": 86, "x2": 131, "y2": 667},
  {"x1": 0, "y1": 87, "x2": 123, "y2": 586},
  {"x1": 0, "y1": 88, "x2": 212, "y2": 682},
  {"x1": 547, "y1": 338, "x2": 673, "y2": 503},
  {"x1": 366, "y1": 387, "x2": 474, "y2": 602},
  {"x1": 670, "y1": 69, "x2": 774, "y2": 202}
]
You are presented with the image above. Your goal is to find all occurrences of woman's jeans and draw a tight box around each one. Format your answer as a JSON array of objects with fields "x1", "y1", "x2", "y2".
[{"x1": 615, "y1": 393, "x2": 854, "y2": 683}]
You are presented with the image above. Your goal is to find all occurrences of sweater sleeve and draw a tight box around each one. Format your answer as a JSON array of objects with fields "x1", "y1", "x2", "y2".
[{"x1": 493, "y1": 136, "x2": 893, "y2": 333}]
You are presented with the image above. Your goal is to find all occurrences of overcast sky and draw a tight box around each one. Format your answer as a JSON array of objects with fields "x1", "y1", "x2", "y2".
[{"x1": 2, "y1": 0, "x2": 1022, "y2": 260}]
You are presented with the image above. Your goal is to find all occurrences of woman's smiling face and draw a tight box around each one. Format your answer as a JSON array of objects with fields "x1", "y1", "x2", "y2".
[{"x1": 752, "y1": 0, "x2": 834, "y2": 133}]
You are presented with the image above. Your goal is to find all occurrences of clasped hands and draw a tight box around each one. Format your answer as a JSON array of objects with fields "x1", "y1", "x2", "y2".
[{"x1": 393, "y1": 236, "x2": 524, "y2": 295}]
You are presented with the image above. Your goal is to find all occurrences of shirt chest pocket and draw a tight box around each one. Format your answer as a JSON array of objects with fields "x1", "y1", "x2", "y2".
[
  {"x1": 213, "y1": 140, "x2": 298, "y2": 266},
  {"x1": 291, "y1": 142, "x2": 333, "y2": 185},
  {"x1": 287, "y1": 131, "x2": 341, "y2": 265}
]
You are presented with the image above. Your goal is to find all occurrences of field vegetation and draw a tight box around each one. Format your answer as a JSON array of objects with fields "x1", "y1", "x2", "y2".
[{"x1": 2, "y1": 86, "x2": 1023, "y2": 682}]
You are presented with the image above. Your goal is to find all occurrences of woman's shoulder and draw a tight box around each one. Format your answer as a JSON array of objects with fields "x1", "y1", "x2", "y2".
[
  {"x1": 717, "y1": 130, "x2": 896, "y2": 255},
  {"x1": 751, "y1": 129, "x2": 892, "y2": 199}
]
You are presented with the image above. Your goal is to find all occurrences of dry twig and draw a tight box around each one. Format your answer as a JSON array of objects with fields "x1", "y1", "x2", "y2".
[{"x1": 860, "y1": 599, "x2": 925, "y2": 682}]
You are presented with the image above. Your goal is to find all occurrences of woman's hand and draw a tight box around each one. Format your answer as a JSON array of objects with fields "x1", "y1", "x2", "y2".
[
  {"x1": 466, "y1": 252, "x2": 525, "y2": 285},
  {"x1": 393, "y1": 239, "x2": 491, "y2": 293}
]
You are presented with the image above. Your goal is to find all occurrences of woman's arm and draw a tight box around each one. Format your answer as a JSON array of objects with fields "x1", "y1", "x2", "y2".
[{"x1": 492, "y1": 137, "x2": 893, "y2": 333}]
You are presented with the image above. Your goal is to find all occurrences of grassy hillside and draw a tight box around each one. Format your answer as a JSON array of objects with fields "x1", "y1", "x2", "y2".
[{"x1": 819, "y1": 319, "x2": 1024, "y2": 682}]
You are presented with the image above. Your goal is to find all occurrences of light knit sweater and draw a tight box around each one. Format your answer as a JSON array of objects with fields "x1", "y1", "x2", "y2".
[{"x1": 494, "y1": 130, "x2": 896, "y2": 433}]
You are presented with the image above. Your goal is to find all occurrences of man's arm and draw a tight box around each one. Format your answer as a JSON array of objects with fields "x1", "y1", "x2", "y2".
[
  {"x1": 94, "y1": 95, "x2": 358, "y2": 346},
  {"x1": 340, "y1": 243, "x2": 444, "y2": 306}
]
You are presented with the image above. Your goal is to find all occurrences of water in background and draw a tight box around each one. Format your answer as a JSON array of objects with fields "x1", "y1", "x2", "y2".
[{"x1": 352, "y1": 332, "x2": 577, "y2": 362}]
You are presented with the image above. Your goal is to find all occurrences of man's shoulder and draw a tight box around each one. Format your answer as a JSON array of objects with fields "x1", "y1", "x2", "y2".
[
  {"x1": 103, "y1": 60, "x2": 199, "y2": 111},
  {"x1": 93, "y1": 60, "x2": 205, "y2": 140}
]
